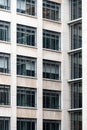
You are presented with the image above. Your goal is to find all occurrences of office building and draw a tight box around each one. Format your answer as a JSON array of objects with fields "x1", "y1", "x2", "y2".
[{"x1": 0, "y1": 0, "x2": 83, "y2": 130}]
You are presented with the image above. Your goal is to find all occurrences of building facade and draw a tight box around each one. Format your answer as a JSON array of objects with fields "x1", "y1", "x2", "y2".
[{"x1": 0, "y1": 0, "x2": 83, "y2": 130}]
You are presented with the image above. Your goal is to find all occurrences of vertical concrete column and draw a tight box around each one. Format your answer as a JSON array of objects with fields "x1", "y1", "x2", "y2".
[
  {"x1": 10, "y1": 1, "x2": 17, "y2": 130},
  {"x1": 61, "y1": 0, "x2": 70, "y2": 130},
  {"x1": 37, "y1": 0, "x2": 43, "y2": 130},
  {"x1": 82, "y1": 1, "x2": 87, "y2": 130}
]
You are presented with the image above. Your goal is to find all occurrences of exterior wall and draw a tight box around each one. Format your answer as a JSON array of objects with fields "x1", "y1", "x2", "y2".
[
  {"x1": 62, "y1": 0, "x2": 70, "y2": 130},
  {"x1": 0, "y1": 0, "x2": 62, "y2": 130}
]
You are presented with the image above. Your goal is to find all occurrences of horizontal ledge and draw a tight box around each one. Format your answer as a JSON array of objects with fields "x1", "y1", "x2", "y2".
[{"x1": 67, "y1": 18, "x2": 82, "y2": 25}]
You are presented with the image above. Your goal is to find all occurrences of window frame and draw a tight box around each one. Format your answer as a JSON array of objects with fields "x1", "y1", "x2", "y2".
[
  {"x1": 0, "y1": 0, "x2": 10, "y2": 10},
  {"x1": 0, "y1": 117, "x2": 10, "y2": 130},
  {"x1": 43, "y1": 30, "x2": 61, "y2": 51},
  {"x1": 0, "y1": 53, "x2": 10, "y2": 74},
  {"x1": 43, "y1": 0, "x2": 61, "y2": 21},
  {"x1": 0, "y1": 21, "x2": 10, "y2": 42},
  {"x1": 43, "y1": 60, "x2": 61, "y2": 80},
  {"x1": 17, "y1": 24, "x2": 36, "y2": 47},
  {"x1": 17, "y1": 118, "x2": 37, "y2": 130},
  {"x1": 17, "y1": 0, "x2": 37, "y2": 16},
  {"x1": 17, "y1": 87, "x2": 37, "y2": 107},
  {"x1": 17, "y1": 55, "x2": 37, "y2": 77},
  {"x1": 43, "y1": 89, "x2": 61, "y2": 109}
]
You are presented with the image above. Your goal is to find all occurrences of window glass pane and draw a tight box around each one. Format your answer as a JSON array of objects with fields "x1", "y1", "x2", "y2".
[{"x1": 43, "y1": 0, "x2": 61, "y2": 21}]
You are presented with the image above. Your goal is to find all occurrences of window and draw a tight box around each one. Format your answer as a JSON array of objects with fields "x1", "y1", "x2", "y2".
[
  {"x1": 71, "y1": 82, "x2": 82, "y2": 109},
  {"x1": 43, "y1": 60, "x2": 61, "y2": 80},
  {"x1": 17, "y1": 118, "x2": 37, "y2": 130},
  {"x1": 71, "y1": 111, "x2": 82, "y2": 130},
  {"x1": 71, "y1": 23, "x2": 82, "y2": 49},
  {"x1": 0, "y1": 117, "x2": 10, "y2": 130},
  {"x1": 0, "y1": 85, "x2": 10, "y2": 105},
  {"x1": 71, "y1": 0, "x2": 82, "y2": 20},
  {"x1": 43, "y1": 120, "x2": 61, "y2": 130},
  {"x1": 17, "y1": 55, "x2": 36, "y2": 77},
  {"x1": 0, "y1": 0, "x2": 10, "y2": 10},
  {"x1": 43, "y1": 90, "x2": 61, "y2": 109},
  {"x1": 17, "y1": 87, "x2": 36, "y2": 107},
  {"x1": 0, "y1": 21, "x2": 10, "y2": 42},
  {"x1": 0, "y1": 53, "x2": 10, "y2": 73},
  {"x1": 43, "y1": 30, "x2": 61, "y2": 51},
  {"x1": 71, "y1": 52, "x2": 82, "y2": 79},
  {"x1": 43, "y1": 0, "x2": 61, "y2": 21},
  {"x1": 17, "y1": 0, "x2": 36, "y2": 16},
  {"x1": 17, "y1": 24, "x2": 36, "y2": 46}
]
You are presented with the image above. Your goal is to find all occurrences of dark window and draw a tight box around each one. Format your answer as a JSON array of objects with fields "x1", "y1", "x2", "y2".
[
  {"x1": 71, "y1": 52, "x2": 82, "y2": 79},
  {"x1": 17, "y1": 87, "x2": 36, "y2": 107},
  {"x1": 0, "y1": 0, "x2": 10, "y2": 10},
  {"x1": 43, "y1": 30, "x2": 61, "y2": 51},
  {"x1": 71, "y1": 82, "x2": 82, "y2": 109},
  {"x1": 17, "y1": 118, "x2": 36, "y2": 130},
  {"x1": 17, "y1": 24, "x2": 36, "y2": 46},
  {"x1": 0, "y1": 85, "x2": 10, "y2": 105},
  {"x1": 71, "y1": 23, "x2": 82, "y2": 49},
  {"x1": 17, "y1": 55, "x2": 36, "y2": 77},
  {"x1": 0, "y1": 21, "x2": 10, "y2": 42},
  {"x1": 71, "y1": 0, "x2": 82, "y2": 20},
  {"x1": 43, "y1": 120, "x2": 61, "y2": 130},
  {"x1": 71, "y1": 111, "x2": 82, "y2": 130},
  {"x1": 43, "y1": 0, "x2": 61, "y2": 21},
  {"x1": 17, "y1": 0, "x2": 36, "y2": 16},
  {"x1": 0, "y1": 53, "x2": 10, "y2": 73},
  {"x1": 0, "y1": 117, "x2": 10, "y2": 130},
  {"x1": 43, "y1": 60, "x2": 61, "y2": 80},
  {"x1": 43, "y1": 90, "x2": 61, "y2": 109}
]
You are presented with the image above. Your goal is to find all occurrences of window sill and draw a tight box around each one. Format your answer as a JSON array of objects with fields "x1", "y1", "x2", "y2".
[
  {"x1": 68, "y1": 108, "x2": 82, "y2": 112},
  {"x1": 17, "y1": 106, "x2": 37, "y2": 110},
  {"x1": 0, "y1": 8, "x2": 11, "y2": 13},
  {"x1": 43, "y1": 108, "x2": 61, "y2": 112},
  {"x1": 43, "y1": 78, "x2": 61, "y2": 82},
  {"x1": 68, "y1": 48, "x2": 82, "y2": 54},
  {"x1": 0, "y1": 40, "x2": 11, "y2": 44},
  {"x1": 43, "y1": 18, "x2": 61, "y2": 24},
  {"x1": 17, "y1": 43, "x2": 37, "y2": 49},
  {"x1": 0, "y1": 73, "x2": 11, "y2": 76},
  {"x1": 0, "y1": 105, "x2": 11, "y2": 108},
  {"x1": 68, "y1": 78, "x2": 82, "y2": 83},
  {"x1": 67, "y1": 17, "x2": 82, "y2": 25},
  {"x1": 17, "y1": 75, "x2": 37, "y2": 79},
  {"x1": 17, "y1": 12, "x2": 37, "y2": 19},
  {"x1": 43, "y1": 48, "x2": 61, "y2": 53}
]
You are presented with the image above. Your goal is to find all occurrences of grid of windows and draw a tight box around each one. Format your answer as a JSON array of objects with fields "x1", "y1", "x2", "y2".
[
  {"x1": 17, "y1": 0, "x2": 36, "y2": 16},
  {"x1": 43, "y1": 60, "x2": 61, "y2": 80},
  {"x1": 17, "y1": 55, "x2": 36, "y2": 77},
  {"x1": 71, "y1": 0, "x2": 82, "y2": 20},
  {"x1": 0, "y1": 0, "x2": 10, "y2": 10},
  {"x1": 0, "y1": 85, "x2": 10, "y2": 105},
  {"x1": 0, "y1": 117, "x2": 10, "y2": 130},
  {"x1": 43, "y1": 120, "x2": 61, "y2": 130},
  {"x1": 71, "y1": 23, "x2": 82, "y2": 50},
  {"x1": 17, "y1": 87, "x2": 36, "y2": 107},
  {"x1": 0, "y1": 21, "x2": 10, "y2": 42},
  {"x1": 43, "y1": 0, "x2": 61, "y2": 21},
  {"x1": 17, "y1": 118, "x2": 36, "y2": 130},
  {"x1": 71, "y1": 52, "x2": 82, "y2": 79},
  {"x1": 17, "y1": 24, "x2": 36, "y2": 46},
  {"x1": 0, "y1": 53, "x2": 10, "y2": 73},
  {"x1": 71, "y1": 111, "x2": 82, "y2": 130},
  {"x1": 71, "y1": 82, "x2": 82, "y2": 109},
  {"x1": 43, "y1": 90, "x2": 61, "y2": 109},
  {"x1": 43, "y1": 30, "x2": 61, "y2": 51}
]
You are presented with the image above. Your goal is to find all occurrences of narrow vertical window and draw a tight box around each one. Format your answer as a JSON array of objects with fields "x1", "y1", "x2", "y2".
[{"x1": 0, "y1": 21, "x2": 10, "y2": 42}]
